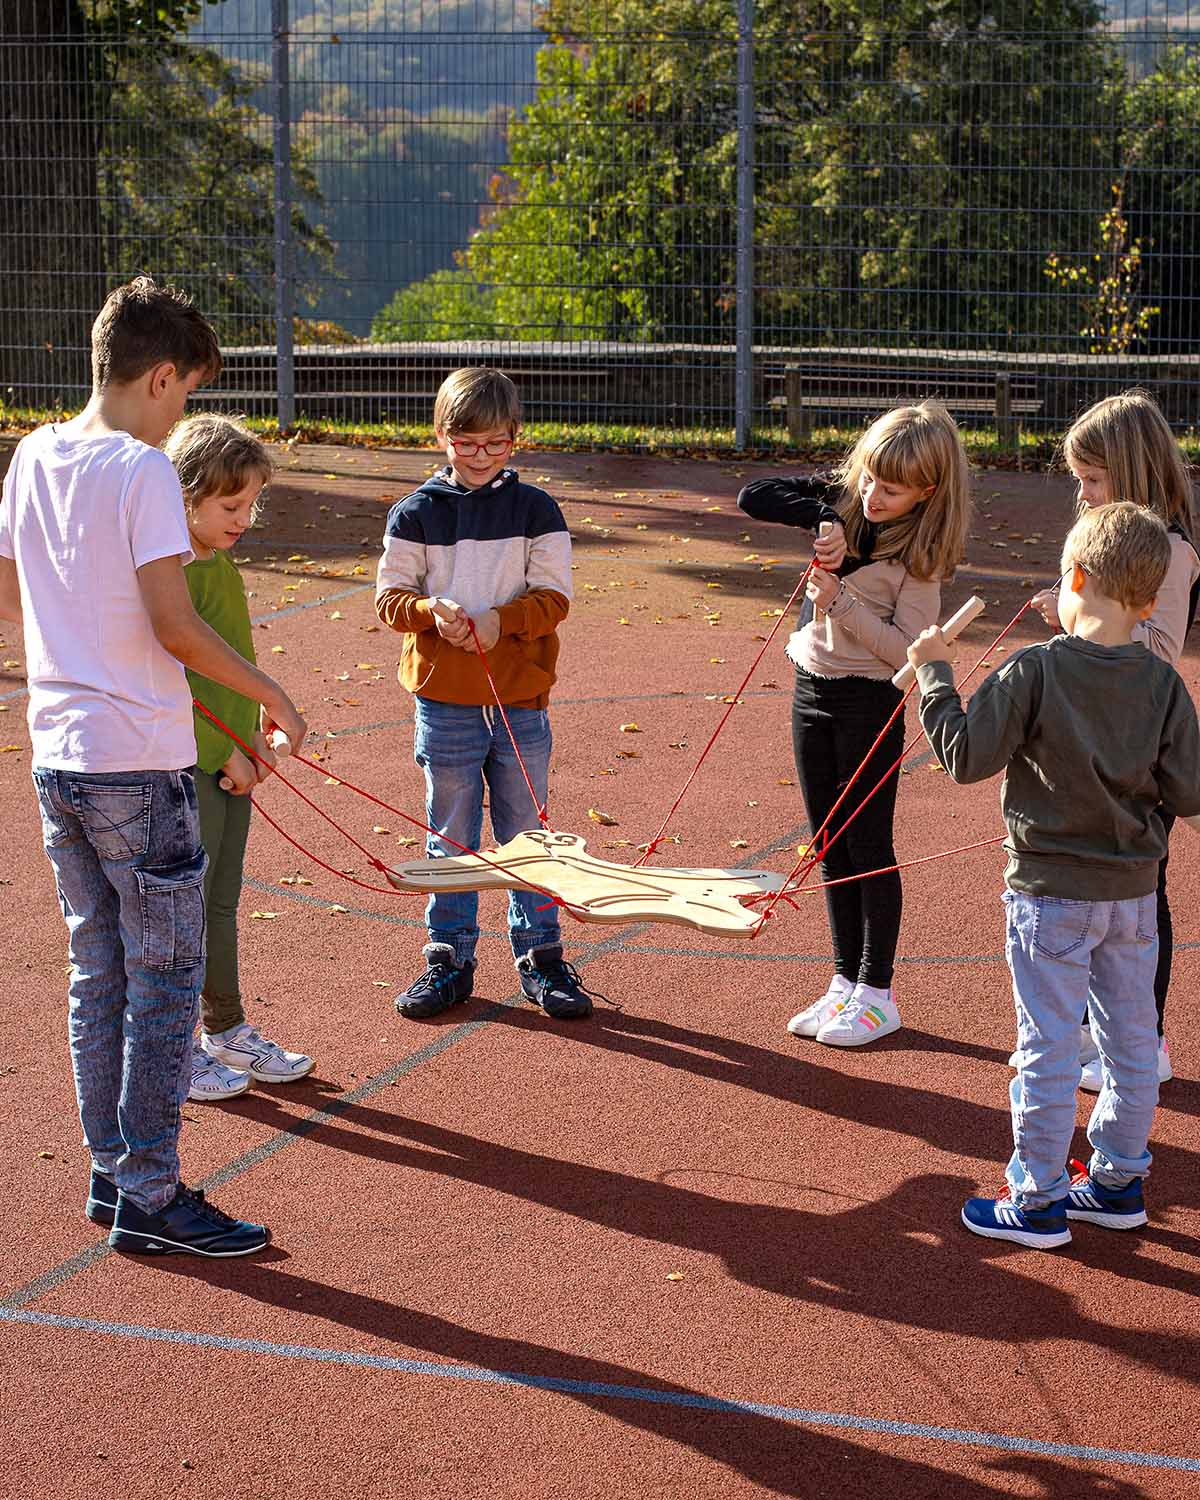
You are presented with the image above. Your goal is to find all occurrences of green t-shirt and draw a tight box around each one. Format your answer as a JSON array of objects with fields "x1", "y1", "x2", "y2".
[{"x1": 184, "y1": 549, "x2": 258, "y2": 774}]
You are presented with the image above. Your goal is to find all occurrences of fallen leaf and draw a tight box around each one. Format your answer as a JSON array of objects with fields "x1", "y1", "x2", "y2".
[
  {"x1": 327, "y1": 904, "x2": 349, "y2": 914},
  {"x1": 271, "y1": 645, "x2": 285, "y2": 654},
  {"x1": 372, "y1": 825, "x2": 390, "y2": 834},
  {"x1": 619, "y1": 722, "x2": 641, "y2": 733},
  {"x1": 587, "y1": 807, "x2": 619, "y2": 825},
  {"x1": 249, "y1": 911, "x2": 279, "y2": 920},
  {"x1": 396, "y1": 836, "x2": 419, "y2": 846},
  {"x1": 0, "y1": 744, "x2": 22, "y2": 753},
  {"x1": 37, "y1": 1150, "x2": 54, "y2": 1160},
  {"x1": 730, "y1": 839, "x2": 749, "y2": 849},
  {"x1": 666, "y1": 1271, "x2": 685, "y2": 1282},
  {"x1": 329, "y1": 611, "x2": 344, "y2": 620}
]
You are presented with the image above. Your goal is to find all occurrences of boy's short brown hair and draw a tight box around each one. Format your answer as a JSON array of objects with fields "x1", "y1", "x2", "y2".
[
  {"x1": 433, "y1": 366, "x2": 521, "y2": 436},
  {"x1": 91, "y1": 275, "x2": 222, "y2": 389},
  {"x1": 163, "y1": 413, "x2": 271, "y2": 518},
  {"x1": 1062, "y1": 501, "x2": 1171, "y2": 609}
]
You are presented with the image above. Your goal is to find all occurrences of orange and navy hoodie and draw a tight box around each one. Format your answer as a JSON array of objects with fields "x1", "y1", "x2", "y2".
[{"x1": 375, "y1": 465, "x2": 572, "y2": 709}]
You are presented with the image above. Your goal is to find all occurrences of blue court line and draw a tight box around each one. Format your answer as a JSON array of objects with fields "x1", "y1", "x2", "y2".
[{"x1": 2, "y1": 1306, "x2": 1196, "y2": 1474}]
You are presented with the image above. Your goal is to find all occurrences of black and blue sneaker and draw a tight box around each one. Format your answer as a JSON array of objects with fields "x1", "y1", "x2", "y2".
[
  {"x1": 1065, "y1": 1160, "x2": 1148, "y2": 1231},
  {"x1": 108, "y1": 1184, "x2": 270, "y2": 1257},
  {"x1": 516, "y1": 945, "x2": 597, "y2": 1020},
  {"x1": 961, "y1": 1186, "x2": 1072, "y2": 1249},
  {"x1": 86, "y1": 1168, "x2": 118, "y2": 1227},
  {"x1": 396, "y1": 943, "x2": 475, "y2": 1019}
]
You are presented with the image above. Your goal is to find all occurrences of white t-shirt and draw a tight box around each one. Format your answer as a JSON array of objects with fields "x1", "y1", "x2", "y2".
[{"x1": 0, "y1": 424, "x2": 198, "y2": 771}]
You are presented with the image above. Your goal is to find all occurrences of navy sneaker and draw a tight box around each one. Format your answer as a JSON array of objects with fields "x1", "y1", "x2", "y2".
[
  {"x1": 961, "y1": 1187, "x2": 1072, "y2": 1249},
  {"x1": 86, "y1": 1168, "x2": 118, "y2": 1227},
  {"x1": 108, "y1": 1184, "x2": 270, "y2": 1257},
  {"x1": 395, "y1": 944, "x2": 475, "y2": 1019},
  {"x1": 1065, "y1": 1161, "x2": 1148, "y2": 1231},
  {"x1": 516, "y1": 945, "x2": 596, "y2": 1020}
]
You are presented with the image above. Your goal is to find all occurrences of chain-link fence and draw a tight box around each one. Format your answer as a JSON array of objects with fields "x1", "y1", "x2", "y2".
[{"x1": 2, "y1": 1, "x2": 1198, "y2": 447}]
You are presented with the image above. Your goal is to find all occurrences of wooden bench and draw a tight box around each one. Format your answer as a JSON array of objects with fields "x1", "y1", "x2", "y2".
[{"x1": 769, "y1": 365, "x2": 1042, "y2": 445}]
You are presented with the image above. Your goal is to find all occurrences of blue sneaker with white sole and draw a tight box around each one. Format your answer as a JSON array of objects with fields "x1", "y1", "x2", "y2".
[
  {"x1": 961, "y1": 1187, "x2": 1072, "y2": 1249},
  {"x1": 1065, "y1": 1161, "x2": 1148, "y2": 1231}
]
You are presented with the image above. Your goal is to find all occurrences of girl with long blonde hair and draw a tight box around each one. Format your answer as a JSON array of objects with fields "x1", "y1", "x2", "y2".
[{"x1": 739, "y1": 401, "x2": 972, "y2": 1046}]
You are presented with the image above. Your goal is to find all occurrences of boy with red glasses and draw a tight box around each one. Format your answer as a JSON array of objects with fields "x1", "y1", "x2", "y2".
[{"x1": 376, "y1": 366, "x2": 597, "y2": 1021}]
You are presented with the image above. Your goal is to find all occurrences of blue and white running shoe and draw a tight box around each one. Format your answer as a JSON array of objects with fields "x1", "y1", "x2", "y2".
[
  {"x1": 1065, "y1": 1160, "x2": 1148, "y2": 1231},
  {"x1": 961, "y1": 1186, "x2": 1072, "y2": 1249}
]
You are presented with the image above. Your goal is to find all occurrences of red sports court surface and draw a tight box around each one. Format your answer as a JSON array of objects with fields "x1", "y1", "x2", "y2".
[{"x1": 2, "y1": 445, "x2": 1198, "y2": 1498}]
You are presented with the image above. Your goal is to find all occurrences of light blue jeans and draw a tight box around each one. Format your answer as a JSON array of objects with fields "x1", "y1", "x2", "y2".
[
  {"x1": 1004, "y1": 889, "x2": 1159, "y2": 1210},
  {"x1": 413, "y1": 697, "x2": 560, "y2": 966},
  {"x1": 34, "y1": 768, "x2": 207, "y2": 1212}
]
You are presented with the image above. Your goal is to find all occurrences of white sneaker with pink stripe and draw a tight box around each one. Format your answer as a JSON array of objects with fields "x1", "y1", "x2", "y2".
[{"x1": 816, "y1": 984, "x2": 901, "y2": 1047}]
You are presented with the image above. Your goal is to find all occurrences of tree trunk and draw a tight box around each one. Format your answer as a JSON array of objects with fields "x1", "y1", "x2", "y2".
[{"x1": 0, "y1": 1, "x2": 102, "y2": 407}]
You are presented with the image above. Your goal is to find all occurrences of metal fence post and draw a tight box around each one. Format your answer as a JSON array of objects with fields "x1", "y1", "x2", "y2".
[
  {"x1": 272, "y1": 0, "x2": 295, "y2": 430},
  {"x1": 734, "y1": 0, "x2": 755, "y2": 450}
]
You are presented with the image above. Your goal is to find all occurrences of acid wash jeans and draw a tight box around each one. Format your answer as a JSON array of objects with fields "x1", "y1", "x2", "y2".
[
  {"x1": 1004, "y1": 889, "x2": 1159, "y2": 1211},
  {"x1": 413, "y1": 698, "x2": 560, "y2": 967},
  {"x1": 33, "y1": 768, "x2": 207, "y2": 1212}
]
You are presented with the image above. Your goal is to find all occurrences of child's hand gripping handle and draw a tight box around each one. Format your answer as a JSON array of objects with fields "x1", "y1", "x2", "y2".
[{"x1": 891, "y1": 596, "x2": 986, "y2": 691}]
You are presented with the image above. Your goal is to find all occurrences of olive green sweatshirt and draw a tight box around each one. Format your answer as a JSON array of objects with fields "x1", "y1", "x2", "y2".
[
  {"x1": 916, "y1": 635, "x2": 1200, "y2": 900},
  {"x1": 184, "y1": 549, "x2": 258, "y2": 774}
]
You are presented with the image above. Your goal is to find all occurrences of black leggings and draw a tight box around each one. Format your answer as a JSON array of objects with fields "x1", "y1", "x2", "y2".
[
  {"x1": 1154, "y1": 814, "x2": 1174, "y2": 1038},
  {"x1": 792, "y1": 669, "x2": 905, "y2": 989}
]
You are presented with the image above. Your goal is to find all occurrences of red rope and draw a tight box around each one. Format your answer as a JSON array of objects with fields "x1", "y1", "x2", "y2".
[
  {"x1": 191, "y1": 701, "x2": 582, "y2": 916},
  {"x1": 749, "y1": 597, "x2": 1036, "y2": 935},
  {"x1": 634, "y1": 558, "x2": 817, "y2": 865},
  {"x1": 466, "y1": 617, "x2": 553, "y2": 830},
  {"x1": 744, "y1": 832, "x2": 1008, "y2": 916}
]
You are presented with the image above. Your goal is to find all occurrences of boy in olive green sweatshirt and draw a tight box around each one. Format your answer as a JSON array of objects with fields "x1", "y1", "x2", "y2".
[
  {"x1": 167, "y1": 413, "x2": 315, "y2": 1103},
  {"x1": 909, "y1": 502, "x2": 1200, "y2": 1250}
]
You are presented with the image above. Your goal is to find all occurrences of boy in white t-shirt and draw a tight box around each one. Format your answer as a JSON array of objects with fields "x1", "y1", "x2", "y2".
[{"x1": 0, "y1": 276, "x2": 306, "y2": 1258}]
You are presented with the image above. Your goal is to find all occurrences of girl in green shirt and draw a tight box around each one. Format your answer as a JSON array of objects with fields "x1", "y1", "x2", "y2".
[{"x1": 166, "y1": 414, "x2": 315, "y2": 1102}]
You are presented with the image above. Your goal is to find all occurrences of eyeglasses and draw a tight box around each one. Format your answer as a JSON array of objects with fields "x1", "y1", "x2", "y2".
[{"x1": 447, "y1": 436, "x2": 513, "y2": 457}]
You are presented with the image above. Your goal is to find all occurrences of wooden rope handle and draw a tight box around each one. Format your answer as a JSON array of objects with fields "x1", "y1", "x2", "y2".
[
  {"x1": 269, "y1": 729, "x2": 292, "y2": 757},
  {"x1": 891, "y1": 595, "x2": 986, "y2": 691}
]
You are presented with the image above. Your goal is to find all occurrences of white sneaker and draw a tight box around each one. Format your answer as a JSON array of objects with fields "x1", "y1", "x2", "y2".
[
  {"x1": 202, "y1": 1022, "x2": 315, "y2": 1084},
  {"x1": 787, "y1": 974, "x2": 854, "y2": 1038},
  {"x1": 1079, "y1": 1037, "x2": 1172, "y2": 1094},
  {"x1": 815, "y1": 984, "x2": 901, "y2": 1047},
  {"x1": 1010, "y1": 1024, "x2": 1095, "y2": 1071},
  {"x1": 188, "y1": 1043, "x2": 251, "y2": 1103}
]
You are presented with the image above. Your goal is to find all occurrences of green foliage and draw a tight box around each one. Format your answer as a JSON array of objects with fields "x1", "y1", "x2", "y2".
[
  {"x1": 395, "y1": 0, "x2": 1130, "y2": 347},
  {"x1": 1044, "y1": 185, "x2": 1159, "y2": 353},
  {"x1": 371, "y1": 268, "x2": 500, "y2": 341},
  {"x1": 89, "y1": 1, "x2": 333, "y2": 342}
]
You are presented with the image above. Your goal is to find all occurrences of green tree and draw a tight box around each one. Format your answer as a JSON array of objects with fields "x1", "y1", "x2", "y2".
[
  {"x1": 96, "y1": 3, "x2": 332, "y2": 343},
  {"x1": 399, "y1": 0, "x2": 1126, "y2": 348},
  {"x1": 1118, "y1": 46, "x2": 1200, "y2": 350}
]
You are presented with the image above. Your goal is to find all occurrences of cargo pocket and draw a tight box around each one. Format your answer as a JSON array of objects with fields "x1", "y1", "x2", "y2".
[
  {"x1": 135, "y1": 849, "x2": 208, "y2": 971},
  {"x1": 76, "y1": 782, "x2": 152, "y2": 861}
]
